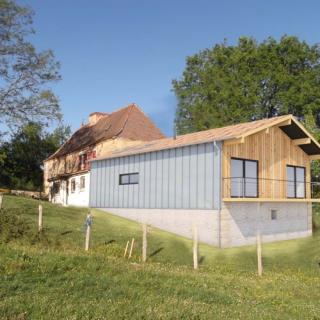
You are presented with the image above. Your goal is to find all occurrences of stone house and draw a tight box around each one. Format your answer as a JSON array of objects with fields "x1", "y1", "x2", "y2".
[{"x1": 44, "y1": 104, "x2": 165, "y2": 206}]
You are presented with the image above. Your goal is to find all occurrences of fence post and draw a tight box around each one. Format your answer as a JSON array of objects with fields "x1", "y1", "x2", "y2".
[
  {"x1": 142, "y1": 223, "x2": 147, "y2": 263},
  {"x1": 124, "y1": 241, "x2": 130, "y2": 258},
  {"x1": 0, "y1": 193, "x2": 3, "y2": 210},
  {"x1": 128, "y1": 238, "x2": 135, "y2": 259},
  {"x1": 193, "y1": 224, "x2": 198, "y2": 270},
  {"x1": 85, "y1": 211, "x2": 92, "y2": 251},
  {"x1": 256, "y1": 230, "x2": 263, "y2": 276},
  {"x1": 38, "y1": 204, "x2": 43, "y2": 232}
]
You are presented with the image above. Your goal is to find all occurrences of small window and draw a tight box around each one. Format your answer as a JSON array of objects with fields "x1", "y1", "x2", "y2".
[
  {"x1": 79, "y1": 153, "x2": 88, "y2": 171},
  {"x1": 80, "y1": 176, "x2": 85, "y2": 190},
  {"x1": 271, "y1": 209, "x2": 278, "y2": 220},
  {"x1": 119, "y1": 173, "x2": 139, "y2": 185},
  {"x1": 71, "y1": 179, "x2": 76, "y2": 193}
]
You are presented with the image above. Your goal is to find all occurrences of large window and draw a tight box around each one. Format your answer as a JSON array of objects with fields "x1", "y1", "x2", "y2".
[
  {"x1": 286, "y1": 165, "x2": 305, "y2": 198},
  {"x1": 119, "y1": 173, "x2": 139, "y2": 185},
  {"x1": 231, "y1": 158, "x2": 258, "y2": 197}
]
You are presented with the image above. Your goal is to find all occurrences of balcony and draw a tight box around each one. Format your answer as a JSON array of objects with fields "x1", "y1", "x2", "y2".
[{"x1": 222, "y1": 177, "x2": 320, "y2": 202}]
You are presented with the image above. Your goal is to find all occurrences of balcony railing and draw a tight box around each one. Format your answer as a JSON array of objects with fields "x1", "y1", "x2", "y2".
[{"x1": 222, "y1": 177, "x2": 320, "y2": 201}]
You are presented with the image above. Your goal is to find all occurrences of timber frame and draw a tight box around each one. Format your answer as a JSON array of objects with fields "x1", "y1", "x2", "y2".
[{"x1": 222, "y1": 115, "x2": 320, "y2": 203}]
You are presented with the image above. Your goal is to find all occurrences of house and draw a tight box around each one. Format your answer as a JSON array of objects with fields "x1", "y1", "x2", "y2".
[
  {"x1": 43, "y1": 104, "x2": 165, "y2": 206},
  {"x1": 89, "y1": 114, "x2": 320, "y2": 247}
]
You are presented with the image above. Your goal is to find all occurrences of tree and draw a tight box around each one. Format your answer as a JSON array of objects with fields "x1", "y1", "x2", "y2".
[
  {"x1": 173, "y1": 36, "x2": 320, "y2": 139},
  {"x1": 0, "y1": 122, "x2": 70, "y2": 190},
  {"x1": 0, "y1": 0, "x2": 61, "y2": 129}
]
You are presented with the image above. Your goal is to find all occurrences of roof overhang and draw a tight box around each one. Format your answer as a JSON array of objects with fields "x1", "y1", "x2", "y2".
[{"x1": 230, "y1": 115, "x2": 320, "y2": 158}]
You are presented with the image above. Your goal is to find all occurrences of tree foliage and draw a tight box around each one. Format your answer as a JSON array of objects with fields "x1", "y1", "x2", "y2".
[
  {"x1": 0, "y1": 122, "x2": 70, "y2": 190},
  {"x1": 173, "y1": 36, "x2": 320, "y2": 139},
  {"x1": 0, "y1": 0, "x2": 61, "y2": 129}
]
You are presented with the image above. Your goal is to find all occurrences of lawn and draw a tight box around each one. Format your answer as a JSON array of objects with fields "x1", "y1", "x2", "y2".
[{"x1": 0, "y1": 195, "x2": 320, "y2": 319}]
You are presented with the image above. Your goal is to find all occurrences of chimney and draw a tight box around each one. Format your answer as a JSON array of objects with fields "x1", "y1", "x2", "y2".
[{"x1": 88, "y1": 112, "x2": 108, "y2": 125}]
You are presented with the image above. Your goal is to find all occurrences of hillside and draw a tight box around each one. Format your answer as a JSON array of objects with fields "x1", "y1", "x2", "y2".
[{"x1": 0, "y1": 195, "x2": 320, "y2": 319}]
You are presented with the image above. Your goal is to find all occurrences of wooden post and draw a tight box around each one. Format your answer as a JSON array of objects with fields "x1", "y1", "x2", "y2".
[
  {"x1": 85, "y1": 223, "x2": 91, "y2": 251},
  {"x1": 142, "y1": 223, "x2": 147, "y2": 263},
  {"x1": 0, "y1": 193, "x2": 3, "y2": 210},
  {"x1": 193, "y1": 225, "x2": 198, "y2": 270},
  {"x1": 124, "y1": 241, "x2": 129, "y2": 257},
  {"x1": 128, "y1": 238, "x2": 135, "y2": 259},
  {"x1": 256, "y1": 230, "x2": 263, "y2": 276},
  {"x1": 85, "y1": 211, "x2": 92, "y2": 251},
  {"x1": 38, "y1": 204, "x2": 43, "y2": 232}
]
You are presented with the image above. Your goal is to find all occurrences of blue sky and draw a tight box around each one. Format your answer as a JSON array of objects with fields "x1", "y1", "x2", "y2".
[{"x1": 21, "y1": 0, "x2": 320, "y2": 136}]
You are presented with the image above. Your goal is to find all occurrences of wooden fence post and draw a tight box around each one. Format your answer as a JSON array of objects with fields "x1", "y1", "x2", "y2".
[
  {"x1": 142, "y1": 223, "x2": 147, "y2": 263},
  {"x1": 256, "y1": 230, "x2": 263, "y2": 276},
  {"x1": 193, "y1": 225, "x2": 198, "y2": 270},
  {"x1": 38, "y1": 204, "x2": 43, "y2": 232},
  {"x1": 124, "y1": 241, "x2": 129, "y2": 257},
  {"x1": 0, "y1": 194, "x2": 3, "y2": 210},
  {"x1": 85, "y1": 211, "x2": 92, "y2": 251},
  {"x1": 85, "y1": 223, "x2": 91, "y2": 251},
  {"x1": 128, "y1": 238, "x2": 135, "y2": 259}
]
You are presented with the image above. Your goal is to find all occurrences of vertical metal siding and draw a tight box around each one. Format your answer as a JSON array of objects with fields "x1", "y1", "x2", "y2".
[{"x1": 89, "y1": 141, "x2": 222, "y2": 210}]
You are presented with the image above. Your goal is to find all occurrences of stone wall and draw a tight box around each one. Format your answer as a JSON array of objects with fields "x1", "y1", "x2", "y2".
[
  {"x1": 220, "y1": 202, "x2": 312, "y2": 247},
  {"x1": 99, "y1": 208, "x2": 220, "y2": 246}
]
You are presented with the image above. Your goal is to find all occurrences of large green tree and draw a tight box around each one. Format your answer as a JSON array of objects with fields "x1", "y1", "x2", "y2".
[
  {"x1": 0, "y1": 0, "x2": 61, "y2": 129},
  {"x1": 173, "y1": 36, "x2": 320, "y2": 139},
  {"x1": 0, "y1": 123, "x2": 70, "y2": 190}
]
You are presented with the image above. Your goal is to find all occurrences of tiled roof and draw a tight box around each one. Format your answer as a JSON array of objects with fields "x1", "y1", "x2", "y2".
[
  {"x1": 94, "y1": 115, "x2": 291, "y2": 160},
  {"x1": 46, "y1": 104, "x2": 165, "y2": 160}
]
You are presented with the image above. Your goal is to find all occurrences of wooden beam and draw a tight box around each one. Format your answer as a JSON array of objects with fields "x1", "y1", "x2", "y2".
[
  {"x1": 310, "y1": 155, "x2": 320, "y2": 161},
  {"x1": 278, "y1": 118, "x2": 292, "y2": 127},
  {"x1": 264, "y1": 127, "x2": 270, "y2": 134},
  {"x1": 224, "y1": 137, "x2": 244, "y2": 146},
  {"x1": 223, "y1": 198, "x2": 320, "y2": 203},
  {"x1": 293, "y1": 138, "x2": 311, "y2": 145}
]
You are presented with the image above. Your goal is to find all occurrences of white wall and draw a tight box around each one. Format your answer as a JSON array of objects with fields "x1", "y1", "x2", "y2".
[
  {"x1": 67, "y1": 173, "x2": 90, "y2": 207},
  {"x1": 99, "y1": 208, "x2": 220, "y2": 245},
  {"x1": 49, "y1": 173, "x2": 90, "y2": 207}
]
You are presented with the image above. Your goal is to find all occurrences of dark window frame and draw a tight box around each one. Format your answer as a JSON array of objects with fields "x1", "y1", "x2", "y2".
[
  {"x1": 80, "y1": 176, "x2": 85, "y2": 190},
  {"x1": 119, "y1": 172, "x2": 139, "y2": 185},
  {"x1": 286, "y1": 165, "x2": 306, "y2": 199},
  {"x1": 71, "y1": 178, "x2": 76, "y2": 193},
  {"x1": 231, "y1": 157, "x2": 259, "y2": 198}
]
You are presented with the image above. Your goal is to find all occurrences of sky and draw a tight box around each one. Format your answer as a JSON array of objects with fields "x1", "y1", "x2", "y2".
[{"x1": 20, "y1": 0, "x2": 320, "y2": 136}]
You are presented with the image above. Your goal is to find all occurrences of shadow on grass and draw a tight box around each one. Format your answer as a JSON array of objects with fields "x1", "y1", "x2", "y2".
[
  {"x1": 61, "y1": 231, "x2": 73, "y2": 236},
  {"x1": 105, "y1": 240, "x2": 116, "y2": 245},
  {"x1": 149, "y1": 247, "x2": 164, "y2": 258}
]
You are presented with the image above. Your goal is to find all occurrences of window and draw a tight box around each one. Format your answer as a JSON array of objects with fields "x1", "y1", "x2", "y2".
[
  {"x1": 231, "y1": 158, "x2": 258, "y2": 197},
  {"x1": 286, "y1": 165, "x2": 306, "y2": 198},
  {"x1": 51, "y1": 182, "x2": 60, "y2": 194},
  {"x1": 79, "y1": 153, "x2": 88, "y2": 171},
  {"x1": 71, "y1": 178, "x2": 76, "y2": 193},
  {"x1": 270, "y1": 209, "x2": 278, "y2": 220},
  {"x1": 80, "y1": 176, "x2": 85, "y2": 190},
  {"x1": 119, "y1": 173, "x2": 139, "y2": 185}
]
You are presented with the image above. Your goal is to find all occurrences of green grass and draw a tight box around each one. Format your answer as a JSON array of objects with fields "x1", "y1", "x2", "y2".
[{"x1": 0, "y1": 195, "x2": 320, "y2": 319}]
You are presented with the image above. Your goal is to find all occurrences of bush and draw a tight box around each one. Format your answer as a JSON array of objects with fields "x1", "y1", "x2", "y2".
[{"x1": 0, "y1": 208, "x2": 31, "y2": 243}]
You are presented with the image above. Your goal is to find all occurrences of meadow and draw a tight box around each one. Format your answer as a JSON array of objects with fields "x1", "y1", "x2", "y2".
[{"x1": 0, "y1": 195, "x2": 319, "y2": 319}]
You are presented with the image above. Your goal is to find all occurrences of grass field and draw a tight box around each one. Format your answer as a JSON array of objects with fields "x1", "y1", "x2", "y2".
[{"x1": 0, "y1": 195, "x2": 320, "y2": 319}]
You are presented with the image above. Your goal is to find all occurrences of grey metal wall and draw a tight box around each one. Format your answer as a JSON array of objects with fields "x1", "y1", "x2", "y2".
[{"x1": 90, "y1": 141, "x2": 222, "y2": 210}]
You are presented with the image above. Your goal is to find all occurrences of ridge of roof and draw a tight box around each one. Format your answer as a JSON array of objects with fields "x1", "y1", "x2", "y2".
[
  {"x1": 45, "y1": 103, "x2": 165, "y2": 161},
  {"x1": 92, "y1": 115, "x2": 299, "y2": 160}
]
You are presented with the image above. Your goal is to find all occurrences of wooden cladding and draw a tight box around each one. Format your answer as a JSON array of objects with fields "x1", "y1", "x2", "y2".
[{"x1": 222, "y1": 126, "x2": 310, "y2": 199}]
